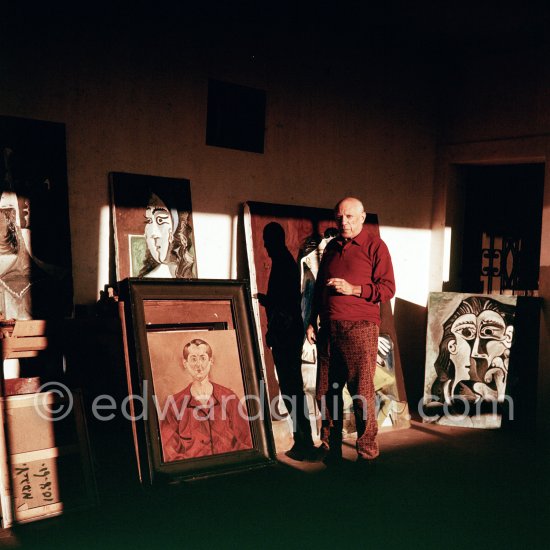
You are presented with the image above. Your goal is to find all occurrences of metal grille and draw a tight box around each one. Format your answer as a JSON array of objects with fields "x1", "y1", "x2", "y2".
[{"x1": 481, "y1": 233, "x2": 522, "y2": 294}]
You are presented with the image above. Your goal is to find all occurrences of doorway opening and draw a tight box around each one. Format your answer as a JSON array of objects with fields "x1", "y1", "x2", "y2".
[{"x1": 444, "y1": 163, "x2": 545, "y2": 295}]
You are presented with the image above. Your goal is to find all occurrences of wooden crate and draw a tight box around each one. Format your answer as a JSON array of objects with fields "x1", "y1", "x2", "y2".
[
  {"x1": 0, "y1": 390, "x2": 97, "y2": 527},
  {"x1": 0, "y1": 320, "x2": 48, "y2": 360}
]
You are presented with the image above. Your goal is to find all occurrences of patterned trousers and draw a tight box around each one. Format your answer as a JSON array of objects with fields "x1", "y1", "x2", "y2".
[{"x1": 316, "y1": 320, "x2": 379, "y2": 460}]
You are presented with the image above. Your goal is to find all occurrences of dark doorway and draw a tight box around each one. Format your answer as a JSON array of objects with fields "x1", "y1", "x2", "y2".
[{"x1": 445, "y1": 163, "x2": 545, "y2": 294}]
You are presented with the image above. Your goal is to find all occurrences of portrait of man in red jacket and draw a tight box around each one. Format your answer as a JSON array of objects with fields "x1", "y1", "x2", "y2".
[{"x1": 159, "y1": 337, "x2": 253, "y2": 462}]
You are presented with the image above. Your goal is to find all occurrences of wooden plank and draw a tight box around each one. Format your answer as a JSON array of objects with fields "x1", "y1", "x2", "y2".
[
  {"x1": 15, "y1": 503, "x2": 63, "y2": 522},
  {"x1": 1, "y1": 337, "x2": 48, "y2": 353},
  {"x1": 11, "y1": 445, "x2": 80, "y2": 464},
  {"x1": 10, "y1": 321, "x2": 47, "y2": 338},
  {"x1": 2, "y1": 392, "x2": 65, "y2": 410},
  {"x1": 3, "y1": 378, "x2": 42, "y2": 397}
]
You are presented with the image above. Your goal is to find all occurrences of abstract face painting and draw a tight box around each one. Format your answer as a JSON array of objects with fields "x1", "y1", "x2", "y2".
[
  {"x1": 424, "y1": 293, "x2": 517, "y2": 428},
  {"x1": 144, "y1": 196, "x2": 174, "y2": 265},
  {"x1": 447, "y1": 305, "x2": 514, "y2": 401},
  {"x1": 110, "y1": 172, "x2": 197, "y2": 281}
]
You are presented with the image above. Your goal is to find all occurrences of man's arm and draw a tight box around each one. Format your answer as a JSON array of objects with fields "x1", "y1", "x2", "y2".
[
  {"x1": 362, "y1": 239, "x2": 395, "y2": 303},
  {"x1": 325, "y1": 239, "x2": 395, "y2": 303}
]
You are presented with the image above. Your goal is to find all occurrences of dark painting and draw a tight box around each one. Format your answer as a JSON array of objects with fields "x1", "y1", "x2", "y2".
[{"x1": 0, "y1": 116, "x2": 73, "y2": 319}]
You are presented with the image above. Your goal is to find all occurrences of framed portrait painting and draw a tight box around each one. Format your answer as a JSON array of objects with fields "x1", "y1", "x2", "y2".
[
  {"x1": 110, "y1": 172, "x2": 198, "y2": 281},
  {"x1": 119, "y1": 278, "x2": 275, "y2": 484}
]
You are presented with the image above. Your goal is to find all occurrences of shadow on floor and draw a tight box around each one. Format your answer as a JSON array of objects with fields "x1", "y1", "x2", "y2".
[{"x1": 6, "y1": 422, "x2": 549, "y2": 549}]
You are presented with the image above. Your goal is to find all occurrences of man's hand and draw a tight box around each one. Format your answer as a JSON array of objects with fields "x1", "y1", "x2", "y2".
[
  {"x1": 326, "y1": 278, "x2": 361, "y2": 296},
  {"x1": 306, "y1": 324, "x2": 317, "y2": 344}
]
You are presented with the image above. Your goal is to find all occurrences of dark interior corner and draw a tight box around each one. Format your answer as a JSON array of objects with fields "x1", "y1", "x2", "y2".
[{"x1": 393, "y1": 298, "x2": 427, "y2": 418}]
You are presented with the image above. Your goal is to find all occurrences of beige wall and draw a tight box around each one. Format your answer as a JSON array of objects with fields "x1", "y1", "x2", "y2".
[
  {"x1": 3, "y1": 22, "x2": 547, "y2": 426},
  {"x1": 0, "y1": 23, "x2": 438, "y2": 306}
]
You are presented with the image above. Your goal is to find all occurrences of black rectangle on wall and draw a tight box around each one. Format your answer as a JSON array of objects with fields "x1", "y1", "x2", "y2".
[{"x1": 206, "y1": 79, "x2": 266, "y2": 154}]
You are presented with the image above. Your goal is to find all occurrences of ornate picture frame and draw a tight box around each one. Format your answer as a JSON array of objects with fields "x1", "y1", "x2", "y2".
[{"x1": 119, "y1": 278, "x2": 275, "y2": 484}]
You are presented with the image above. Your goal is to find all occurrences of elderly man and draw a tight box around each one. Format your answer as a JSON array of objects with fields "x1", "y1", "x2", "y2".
[{"x1": 306, "y1": 197, "x2": 395, "y2": 466}]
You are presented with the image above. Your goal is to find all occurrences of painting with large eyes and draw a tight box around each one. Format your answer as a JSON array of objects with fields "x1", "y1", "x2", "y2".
[
  {"x1": 423, "y1": 292, "x2": 517, "y2": 429},
  {"x1": 0, "y1": 115, "x2": 73, "y2": 320},
  {"x1": 110, "y1": 172, "x2": 197, "y2": 281}
]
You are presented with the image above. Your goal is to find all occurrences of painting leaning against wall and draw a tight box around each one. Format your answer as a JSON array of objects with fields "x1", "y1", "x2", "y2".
[
  {"x1": 423, "y1": 292, "x2": 517, "y2": 429},
  {"x1": 110, "y1": 172, "x2": 198, "y2": 282},
  {"x1": 0, "y1": 116, "x2": 74, "y2": 320}
]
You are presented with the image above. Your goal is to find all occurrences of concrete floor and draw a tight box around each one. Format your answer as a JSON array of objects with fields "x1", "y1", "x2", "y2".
[{"x1": 3, "y1": 421, "x2": 548, "y2": 549}]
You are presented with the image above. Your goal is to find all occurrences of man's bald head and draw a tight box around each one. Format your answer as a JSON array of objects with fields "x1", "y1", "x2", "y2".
[
  {"x1": 334, "y1": 197, "x2": 366, "y2": 239},
  {"x1": 334, "y1": 197, "x2": 365, "y2": 214}
]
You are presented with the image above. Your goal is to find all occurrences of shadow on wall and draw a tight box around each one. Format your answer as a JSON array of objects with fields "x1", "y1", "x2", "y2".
[
  {"x1": 236, "y1": 209, "x2": 249, "y2": 281},
  {"x1": 394, "y1": 297, "x2": 427, "y2": 420}
]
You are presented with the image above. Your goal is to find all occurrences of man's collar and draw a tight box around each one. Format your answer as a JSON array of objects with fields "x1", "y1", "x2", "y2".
[{"x1": 337, "y1": 226, "x2": 368, "y2": 245}]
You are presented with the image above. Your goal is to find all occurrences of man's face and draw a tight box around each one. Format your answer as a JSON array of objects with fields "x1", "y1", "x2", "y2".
[
  {"x1": 448, "y1": 309, "x2": 513, "y2": 395},
  {"x1": 335, "y1": 200, "x2": 366, "y2": 239},
  {"x1": 183, "y1": 344, "x2": 212, "y2": 382},
  {"x1": 144, "y1": 206, "x2": 173, "y2": 263}
]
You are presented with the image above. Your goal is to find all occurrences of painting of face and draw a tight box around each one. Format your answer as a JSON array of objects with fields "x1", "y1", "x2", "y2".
[
  {"x1": 424, "y1": 293, "x2": 517, "y2": 428},
  {"x1": 183, "y1": 343, "x2": 213, "y2": 383},
  {"x1": 110, "y1": 172, "x2": 197, "y2": 280},
  {"x1": 144, "y1": 205, "x2": 173, "y2": 263},
  {"x1": 449, "y1": 308, "x2": 513, "y2": 400}
]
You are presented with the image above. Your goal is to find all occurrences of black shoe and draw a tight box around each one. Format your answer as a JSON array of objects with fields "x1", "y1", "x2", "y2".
[
  {"x1": 322, "y1": 452, "x2": 343, "y2": 467},
  {"x1": 285, "y1": 445, "x2": 319, "y2": 462}
]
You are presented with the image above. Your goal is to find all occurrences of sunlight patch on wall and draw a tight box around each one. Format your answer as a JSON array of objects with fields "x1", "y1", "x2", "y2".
[
  {"x1": 380, "y1": 226, "x2": 432, "y2": 307},
  {"x1": 98, "y1": 204, "x2": 110, "y2": 296},
  {"x1": 540, "y1": 202, "x2": 550, "y2": 266},
  {"x1": 442, "y1": 226, "x2": 452, "y2": 283},
  {"x1": 230, "y1": 214, "x2": 238, "y2": 279},
  {"x1": 193, "y1": 212, "x2": 233, "y2": 279},
  {"x1": 100, "y1": 208, "x2": 436, "y2": 308}
]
